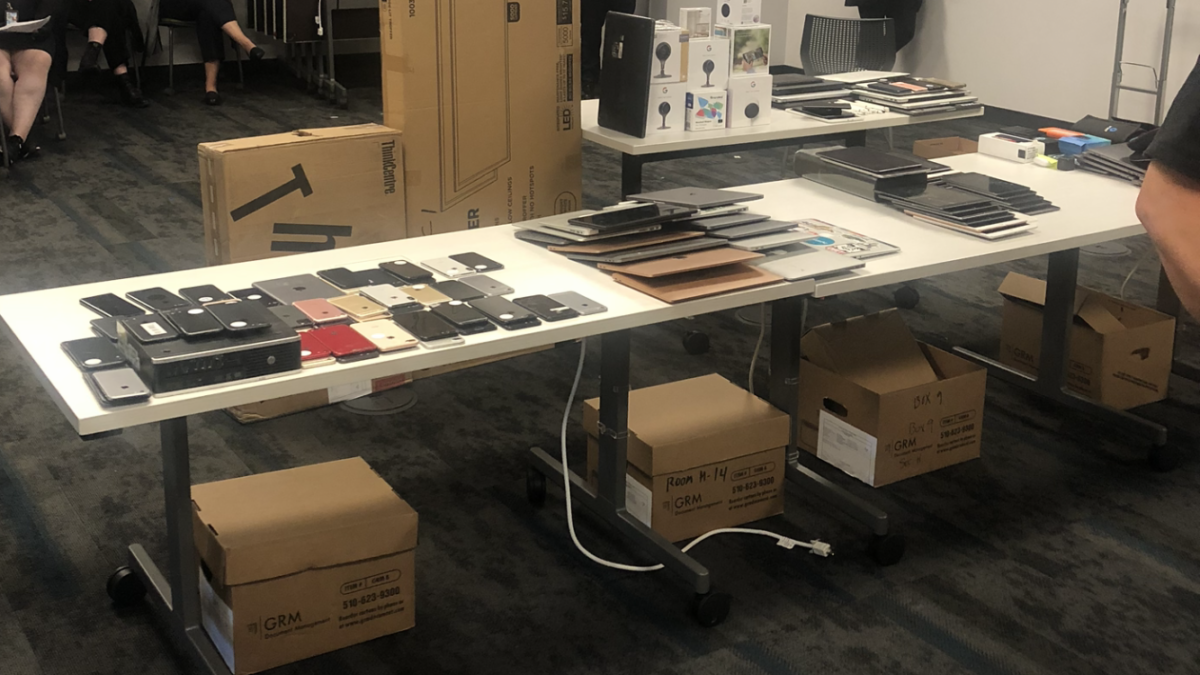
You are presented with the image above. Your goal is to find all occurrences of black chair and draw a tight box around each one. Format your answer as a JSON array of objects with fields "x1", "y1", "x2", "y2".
[
  {"x1": 799, "y1": 14, "x2": 897, "y2": 76},
  {"x1": 143, "y1": 0, "x2": 243, "y2": 95}
]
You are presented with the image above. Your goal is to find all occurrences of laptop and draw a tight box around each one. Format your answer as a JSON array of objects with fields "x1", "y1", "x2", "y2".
[
  {"x1": 752, "y1": 245, "x2": 865, "y2": 281},
  {"x1": 628, "y1": 187, "x2": 763, "y2": 209}
]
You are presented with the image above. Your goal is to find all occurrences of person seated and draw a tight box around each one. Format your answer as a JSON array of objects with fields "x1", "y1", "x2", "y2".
[
  {"x1": 69, "y1": 0, "x2": 147, "y2": 107},
  {"x1": 159, "y1": 0, "x2": 263, "y2": 106},
  {"x1": 0, "y1": 0, "x2": 56, "y2": 164}
]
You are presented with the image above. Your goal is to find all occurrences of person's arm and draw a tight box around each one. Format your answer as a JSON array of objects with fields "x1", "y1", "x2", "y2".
[{"x1": 1137, "y1": 163, "x2": 1200, "y2": 318}]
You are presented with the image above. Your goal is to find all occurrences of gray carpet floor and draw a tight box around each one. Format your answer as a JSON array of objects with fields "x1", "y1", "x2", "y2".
[{"x1": 2, "y1": 64, "x2": 1200, "y2": 675}]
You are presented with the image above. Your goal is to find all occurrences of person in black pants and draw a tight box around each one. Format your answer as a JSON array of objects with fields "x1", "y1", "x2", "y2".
[
  {"x1": 846, "y1": 0, "x2": 924, "y2": 51},
  {"x1": 0, "y1": 0, "x2": 56, "y2": 164},
  {"x1": 581, "y1": 0, "x2": 636, "y2": 99},
  {"x1": 160, "y1": 0, "x2": 263, "y2": 105},
  {"x1": 70, "y1": 0, "x2": 147, "y2": 107}
]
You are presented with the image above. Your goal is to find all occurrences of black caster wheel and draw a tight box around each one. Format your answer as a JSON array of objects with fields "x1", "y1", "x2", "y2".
[
  {"x1": 1149, "y1": 443, "x2": 1182, "y2": 472},
  {"x1": 526, "y1": 466, "x2": 547, "y2": 507},
  {"x1": 691, "y1": 590, "x2": 732, "y2": 627},
  {"x1": 867, "y1": 533, "x2": 906, "y2": 567},
  {"x1": 894, "y1": 286, "x2": 920, "y2": 310},
  {"x1": 106, "y1": 566, "x2": 146, "y2": 607},
  {"x1": 682, "y1": 330, "x2": 710, "y2": 355}
]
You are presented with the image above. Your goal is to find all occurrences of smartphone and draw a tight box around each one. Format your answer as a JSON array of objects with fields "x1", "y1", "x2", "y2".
[
  {"x1": 431, "y1": 301, "x2": 496, "y2": 335},
  {"x1": 350, "y1": 320, "x2": 420, "y2": 353},
  {"x1": 317, "y1": 268, "x2": 370, "y2": 290},
  {"x1": 90, "y1": 317, "x2": 121, "y2": 341},
  {"x1": 431, "y1": 280, "x2": 485, "y2": 302},
  {"x1": 299, "y1": 331, "x2": 334, "y2": 368},
  {"x1": 308, "y1": 325, "x2": 379, "y2": 363},
  {"x1": 86, "y1": 367, "x2": 151, "y2": 406},
  {"x1": 207, "y1": 302, "x2": 272, "y2": 332},
  {"x1": 327, "y1": 295, "x2": 390, "y2": 321},
  {"x1": 80, "y1": 293, "x2": 145, "y2": 318},
  {"x1": 449, "y1": 252, "x2": 504, "y2": 274},
  {"x1": 470, "y1": 297, "x2": 541, "y2": 330},
  {"x1": 379, "y1": 260, "x2": 435, "y2": 285},
  {"x1": 252, "y1": 274, "x2": 342, "y2": 305},
  {"x1": 402, "y1": 284, "x2": 453, "y2": 306},
  {"x1": 161, "y1": 307, "x2": 225, "y2": 337},
  {"x1": 268, "y1": 305, "x2": 315, "y2": 330},
  {"x1": 513, "y1": 295, "x2": 580, "y2": 322},
  {"x1": 179, "y1": 285, "x2": 233, "y2": 305},
  {"x1": 127, "y1": 288, "x2": 191, "y2": 312},
  {"x1": 293, "y1": 298, "x2": 349, "y2": 325},
  {"x1": 421, "y1": 257, "x2": 474, "y2": 278},
  {"x1": 360, "y1": 284, "x2": 422, "y2": 313},
  {"x1": 393, "y1": 311, "x2": 463, "y2": 345},
  {"x1": 548, "y1": 291, "x2": 607, "y2": 316},
  {"x1": 119, "y1": 314, "x2": 180, "y2": 343},
  {"x1": 229, "y1": 288, "x2": 281, "y2": 307},
  {"x1": 61, "y1": 337, "x2": 125, "y2": 370},
  {"x1": 458, "y1": 275, "x2": 514, "y2": 297}
]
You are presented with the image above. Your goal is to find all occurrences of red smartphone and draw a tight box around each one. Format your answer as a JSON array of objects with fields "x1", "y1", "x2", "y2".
[
  {"x1": 294, "y1": 298, "x2": 349, "y2": 325},
  {"x1": 299, "y1": 331, "x2": 334, "y2": 367},
  {"x1": 309, "y1": 325, "x2": 379, "y2": 363}
]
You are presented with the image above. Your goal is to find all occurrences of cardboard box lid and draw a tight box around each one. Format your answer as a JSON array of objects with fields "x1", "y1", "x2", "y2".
[
  {"x1": 192, "y1": 457, "x2": 417, "y2": 586},
  {"x1": 997, "y1": 272, "x2": 1126, "y2": 334},
  {"x1": 198, "y1": 124, "x2": 398, "y2": 155},
  {"x1": 583, "y1": 374, "x2": 789, "y2": 475},
  {"x1": 801, "y1": 309, "x2": 938, "y2": 394}
]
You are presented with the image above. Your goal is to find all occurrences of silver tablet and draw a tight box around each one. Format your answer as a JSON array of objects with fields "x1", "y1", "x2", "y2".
[{"x1": 252, "y1": 274, "x2": 343, "y2": 304}]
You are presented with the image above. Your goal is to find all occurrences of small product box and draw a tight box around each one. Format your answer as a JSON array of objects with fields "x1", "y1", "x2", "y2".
[
  {"x1": 912, "y1": 137, "x2": 979, "y2": 159},
  {"x1": 680, "y1": 7, "x2": 712, "y2": 38},
  {"x1": 727, "y1": 73, "x2": 772, "y2": 128},
  {"x1": 716, "y1": 0, "x2": 762, "y2": 26},
  {"x1": 584, "y1": 374, "x2": 789, "y2": 543},
  {"x1": 651, "y1": 22, "x2": 684, "y2": 84},
  {"x1": 716, "y1": 23, "x2": 770, "y2": 77},
  {"x1": 686, "y1": 89, "x2": 727, "y2": 131},
  {"x1": 685, "y1": 37, "x2": 731, "y2": 90},
  {"x1": 646, "y1": 82, "x2": 687, "y2": 134},
  {"x1": 796, "y1": 310, "x2": 987, "y2": 487}
]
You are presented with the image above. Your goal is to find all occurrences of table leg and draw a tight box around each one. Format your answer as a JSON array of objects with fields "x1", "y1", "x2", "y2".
[
  {"x1": 844, "y1": 131, "x2": 868, "y2": 147},
  {"x1": 620, "y1": 154, "x2": 644, "y2": 198},
  {"x1": 1155, "y1": 266, "x2": 1200, "y2": 382}
]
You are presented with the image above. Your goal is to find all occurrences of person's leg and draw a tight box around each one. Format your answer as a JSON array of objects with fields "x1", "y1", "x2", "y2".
[
  {"x1": 9, "y1": 49, "x2": 52, "y2": 142},
  {"x1": 204, "y1": 61, "x2": 220, "y2": 93},
  {"x1": 892, "y1": 0, "x2": 923, "y2": 51},
  {"x1": 0, "y1": 50, "x2": 14, "y2": 130}
]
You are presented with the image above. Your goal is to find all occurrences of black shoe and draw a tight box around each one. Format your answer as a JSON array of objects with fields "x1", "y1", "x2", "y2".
[
  {"x1": 116, "y1": 73, "x2": 149, "y2": 108},
  {"x1": 7, "y1": 135, "x2": 37, "y2": 163},
  {"x1": 79, "y1": 41, "x2": 103, "y2": 72},
  {"x1": 204, "y1": 91, "x2": 223, "y2": 106},
  {"x1": 249, "y1": 47, "x2": 265, "y2": 61}
]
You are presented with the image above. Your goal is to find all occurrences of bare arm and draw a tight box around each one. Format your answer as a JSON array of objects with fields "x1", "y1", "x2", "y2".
[{"x1": 1136, "y1": 162, "x2": 1200, "y2": 318}]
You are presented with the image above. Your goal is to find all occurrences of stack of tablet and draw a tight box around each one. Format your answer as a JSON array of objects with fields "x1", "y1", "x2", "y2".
[
  {"x1": 875, "y1": 183, "x2": 1037, "y2": 240},
  {"x1": 933, "y1": 172, "x2": 1060, "y2": 215},
  {"x1": 852, "y1": 76, "x2": 981, "y2": 116},
  {"x1": 770, "y1": 73, "x2": 852, "y2": 107},
  {"x1": 1077, "y1": 143, "x2": 1147, "y2": 185},
  {"x1": 798, "y1": 146, "x2": 933, "y2": 201}
]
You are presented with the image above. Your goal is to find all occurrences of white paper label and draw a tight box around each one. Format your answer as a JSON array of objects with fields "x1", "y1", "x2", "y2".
[
  {"x1": 328, "y1": 380, "x2": 372, "y2": 403},
  {"x1": 199, "y1": 571, "x2": 236, "y2": 673},
  {"x1": 625, "y1": 474, "x2": 653, "y2": 527},
  {"x1": 142, "y1": 321, "x2": 166, "y2": 336},
  {"x1": 817, "y1": 410, "x2": 878, "y2": 485}
]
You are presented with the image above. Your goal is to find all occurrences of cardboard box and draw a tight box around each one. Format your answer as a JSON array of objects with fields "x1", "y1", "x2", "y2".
[
  {"x1": 716, "y1": 0, "x2": 762, "y2": 26},
  {"x1": 680, "y1": 7, "x2": 712, "y2": 38},
  {"x1": 583, "y1": 374, "x2": 789, "y2": 543},
  {"x1": 797, "y1": 310, "x2": 987, "y2": 487},
  {"x1": 193, "y1": 458, "x2": 417, "y2": 674},
  {"x1": 998, "y1": 272, "x2": 1175, "y2": 409},
  {"x1": 685, "y1": 37, "x2": 731, "y2": 89},
  {"x1": 199, "y1": 125, "x2": 406, "y2": 265},
  {"x1": 686, "y1": 89, "x2": 727, "y2": 131},
  {"x1": 379, "y1": 0, "x2": 583, "y2": 237},
  {"x1": 651, "y1": 23, "x2": 684, "y2": 83},
  {"x1": 716, "y1": 23, "x2": 769, "y2": 76},
  {"x1": 646, "y1": 82, "x2": 687, "y2": 134},
  {"x1": 912, "y1": 137, "x2": 978, "y2": 160},
  {"x1": 727, "y1": 74, "x2": 772, "y2": 128}
]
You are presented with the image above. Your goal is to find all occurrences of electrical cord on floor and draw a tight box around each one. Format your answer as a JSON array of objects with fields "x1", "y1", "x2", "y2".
[
  {"x1": 748, "y1": 299, "x2": 806, "y2": 396},
  {"x1": 559, "y1": 339, "x2": 832, "y2": 573},
  {"x1": 1119, "y1": 250, "x2": 1152, "y2": 299}
]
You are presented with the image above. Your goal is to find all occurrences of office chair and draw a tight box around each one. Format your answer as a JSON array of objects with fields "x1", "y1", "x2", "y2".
[
  {"x1": 143, "y1": 0, "x2": 243, "y2": 96},
  {"x1": 799, "y1": 14, "x2": 897, "y2": 77}
]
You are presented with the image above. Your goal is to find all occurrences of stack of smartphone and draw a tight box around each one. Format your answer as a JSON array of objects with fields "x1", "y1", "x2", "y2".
[{"x1": 851, "y1": 76, "x2": 981, "y2": 117}]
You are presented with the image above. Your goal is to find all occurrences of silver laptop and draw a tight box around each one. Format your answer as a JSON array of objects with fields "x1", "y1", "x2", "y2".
[
  {"x1": 729, "y1": 230, "x2": 812, "y2": 252},
  {"x1": 627, "y1": 187, "x2": 764, "y2": 209},
  {"x1": 752, "y1": 245, "x2": 865, "y2": 281}
]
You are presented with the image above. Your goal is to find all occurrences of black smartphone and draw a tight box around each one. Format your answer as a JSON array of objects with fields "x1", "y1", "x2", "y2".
[
  {"x1": 379, "y1": 260, "x2": 435, "y2": 285},
  {"x1": 119, "y1": 314, "x2": 180, "y2": 343},
  {"x1": 393, "y1": 311, "x2": 461, "y2": 342},
  {"x1": 208, "y1": 302, "x2": 272, "y2": 332},
  {"x1": 431, "y1": 301, "x2": 496, "y2": 335},
  {"x1": 228, "y1": 288, "x2": 281, "y2": 307},
  {"x1": 268, "y1": 305, "x2": 315, "y2": 330},
  {"x1": 432, "y1": 280, "x2": 486, "y2": 302},
  {"x1": 86, "y1": 367, "x2": 151, "y2": 405},
  {"x1": 513, "y1": 295, "x2": 580, "y2": 322},
  {"x1": 317, "y1": 268, "x2": 370, "y2": 290},
  {"x1": 471, "y1": 297, "x2": 541, "y2": 330},
  {"x1": 127, "y1": 288, "x2": 191, "y2": 312},
  {"x1": 90, "y1": 317, "x2": 121, "y2": 341},
  {"x1": 61, "y1": 337, "x2": 126, "y2": 370},
  {"x1": 161, "y1": 307, "x2": 225, "y2": 337},
  {"x1": 179, "y1": 284, "x2": 233, "y2": 305},
  {"x1": 448, "y1": 252, "x2": 504, "y2": 273},
  {"x1": 80, "y1": 293, "x2": 145, "y2": 318}
]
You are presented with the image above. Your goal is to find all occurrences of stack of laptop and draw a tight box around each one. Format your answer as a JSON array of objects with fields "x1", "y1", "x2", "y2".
[
  {"x1": 512, "y1": 201, "x2": 699, "y2": 247},
  {"x1": 1077, "y1": 143, "x2": 1148, "y2": 185},
  {"x1": 770, "y1": 73, "x2": 852, "y2": 107},
  {"x1": 852, "y1": 76, "x2": 981, "y2": 117},
  {"x1": 933, "y1": 172, "x2": 1060, "y2": 215},
  {"x1": 875, "y1": 183, "x2": 1037, "y2": 240},
  {"x1": 798, "y1": 146, "x2": 933, "y2": 201}
]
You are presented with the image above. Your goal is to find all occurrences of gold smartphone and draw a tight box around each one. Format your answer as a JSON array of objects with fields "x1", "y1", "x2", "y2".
[
  {"x1": 401, "y1": 284, "x2": 453, "y2": 306},
  {"x1": 328, "y1": 294, "x2": 390, "y2": 321},
  {"x1": 350, "y1": 320, "x2": 419, "y2": 353}
]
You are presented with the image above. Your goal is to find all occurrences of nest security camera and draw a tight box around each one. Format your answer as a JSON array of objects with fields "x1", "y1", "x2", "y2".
[
  {"x1": 658, "y1": 101, "x2": 673, "y2": 129},
  {"x1": 654, "y1": 42, "x2": 673, "y2": 78}
]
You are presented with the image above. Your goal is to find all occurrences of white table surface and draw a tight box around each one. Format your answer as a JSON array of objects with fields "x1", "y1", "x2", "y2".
[
  {"x1": 0, "y1": 227, "x2": 816, "y2": 436},
  {"x1": 581, "y1": 98, "x2": 986, "y2": 156}
]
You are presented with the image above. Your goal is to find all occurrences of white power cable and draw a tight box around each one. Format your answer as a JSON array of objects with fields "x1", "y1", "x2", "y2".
[
  {"x1": 1120, "y1": 249, "x2": 1152, "y2": 299},
  {"x1": 558, "y1": 339, "x2": 831, "y2": 572},
  {"x1": 747, "y1": 303, "x2": 766, "y2": 395}
]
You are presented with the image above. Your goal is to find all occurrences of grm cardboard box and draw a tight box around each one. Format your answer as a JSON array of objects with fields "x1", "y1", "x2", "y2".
[
  {"x1": 199, "y1": 124, "x2": 406, "y2": 265},
  {"x1": 912, "y1": 137, "x2": 978, "y2": 160},
  {"x1": 192, "y1": 458, "x2": 417, "y2": 675},
  {"x1": 584, "y1": 374, "x2": 789, "y2": 543},
  {"x1": 797, "y1": 310, "x2": 987, "y2": 487},
  {"x1": 998, "y1": 272, "x2": 1175, "y2": 410},
  {"x1": 379, "y1": 0, "x2": 583, "y2": 237}
]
